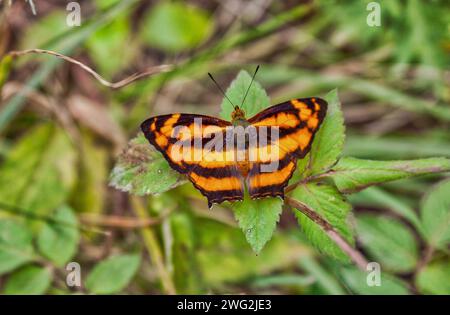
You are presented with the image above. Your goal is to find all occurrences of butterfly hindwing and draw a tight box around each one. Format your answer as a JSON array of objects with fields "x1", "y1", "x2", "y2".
[
  {"x1": 246, "y1": 97, "x2": 328, "y2": 199},
  {"x1": 141, "y1": 114, "x2": 244, "y2": 207}
]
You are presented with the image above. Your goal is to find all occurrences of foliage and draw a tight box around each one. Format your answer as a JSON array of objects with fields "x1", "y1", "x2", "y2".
[
  {"x1": 293, "y1": 183, "x2": 353, "y2": 262},
  {"x1": 140, "y1": 2, "x2": 214, "y2": 53},
  {"x1": 85, "y1": 254, "x2": 141, "y2": 294}
]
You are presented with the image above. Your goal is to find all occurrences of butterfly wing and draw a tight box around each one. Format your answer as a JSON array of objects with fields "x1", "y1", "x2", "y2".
[
  {"x1": 141, "y1": 114, "x2": 244, "y2": 207},
  {"x1": 246, "y1": 98, "x2": 328, "y2": 199}
]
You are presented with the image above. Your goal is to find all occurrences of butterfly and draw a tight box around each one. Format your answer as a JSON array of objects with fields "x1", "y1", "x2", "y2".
[{"x1": 141, "y1": 68, "x2": 327, "y2": 208}]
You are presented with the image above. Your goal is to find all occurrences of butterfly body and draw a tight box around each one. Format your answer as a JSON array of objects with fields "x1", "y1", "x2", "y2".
[
  {"x1": 230, "y1": 106, "x2": 247, "y2": 123},
  {"x1": 142, "y1": 98, "x2": 327, "y2": 208}
]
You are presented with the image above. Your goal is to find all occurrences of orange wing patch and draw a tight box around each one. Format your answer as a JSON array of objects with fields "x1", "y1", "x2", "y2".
[
  {"x1": 246, "y1": 98, "x2": 327, "y2": 199},
  {"x1": 141, "y1": 114, "x2": 244, "y2": 207}
]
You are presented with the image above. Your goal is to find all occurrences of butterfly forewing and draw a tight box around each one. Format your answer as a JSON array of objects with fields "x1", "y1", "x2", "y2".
[
  {"x1": 141, "y1": 113, "x2": 244, "y2": 207},
  {"x1": 246, "y1": 97, "x2": 328, "y2": 199}
]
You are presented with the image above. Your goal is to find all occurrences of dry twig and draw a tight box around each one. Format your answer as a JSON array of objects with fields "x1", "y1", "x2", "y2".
[{"x1": 7, "y1": 48, "x2": 174, "y2": 89}]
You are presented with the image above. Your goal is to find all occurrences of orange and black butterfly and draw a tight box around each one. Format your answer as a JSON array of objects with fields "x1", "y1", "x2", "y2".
[{"x1": 141, "y1": 67, "x2": 327, "y2": 208}]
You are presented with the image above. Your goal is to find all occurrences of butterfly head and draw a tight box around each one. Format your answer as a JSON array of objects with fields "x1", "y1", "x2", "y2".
[{"x1": 231, "y1": 106, "x2": 246, "y2": 122}]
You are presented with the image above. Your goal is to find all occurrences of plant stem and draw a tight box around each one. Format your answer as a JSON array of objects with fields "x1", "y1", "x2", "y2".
[
  {"x1": 130, "y1": 196, "x2": 176, "y2": 294},
  {"x1": 285, "y1": 197, "x2": 369, "y2": 270}
]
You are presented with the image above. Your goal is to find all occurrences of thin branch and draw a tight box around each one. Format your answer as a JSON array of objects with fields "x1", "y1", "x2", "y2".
[
  {"x1": 80, "y1": 210, "x2": 171, "y2": 229},
  {"x1": 1, "y1": 0, "x2": 36, "y2": 14},
  {"x1": 26, "y1": 0, "x2": 36, "y2": 15},
  {"x1": 415, "y1": 245, "x2": 435, "y2": 276},
  {"x1": 0, "y1": 201, "x2": 111, "y2": 236},
  {"x1": 285, "y1": 196, "x2": 369, "y2": 270},
  {"x1": 7, "y1": 49, "x2": 174, "y2": 89}
]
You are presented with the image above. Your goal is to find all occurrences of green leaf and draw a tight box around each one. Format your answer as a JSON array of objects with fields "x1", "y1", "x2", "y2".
[
  {"x1": 94, "y1": 0, "x2": 121, "y2": 10},
  {"x1": 292, "y1": 183, "x2": 354, "y2": 262},
  {"x1": 85, "y1": 254, "x2": 141, "y2": 294},
  {"x1": 232, "y1": 197, "x2": 283, "y2": 254},
  {"x1": 331, "y1": 157, "x2": 450, "y2": 194},
  {"x1": 170, "y1": 213, "x2": 201, "y2": 293},
  {"x1": 71, "y1": 132, "x2": 108, "y2": 216},
  {"x1": 0, "y1": 220, "x2": 34, "y2": 275},
  {"x1": 344, "y1": 133, "x2": 450, "y2": 159},
  {"x1": 298, "y1": 89, "x2": 345, "y2": 176},
  {"x1": 341, "y1": 266, "x2": 410, "y2": 295},
  {"x1": 109, "y1": 133, "x2": 185, "y2": 196},
  {"x1": 0, "y1": 55, "x2": 13, "y2": 92},
  {"x1": 195, "y1": 218, "x2": 309, "y2": 287},
  {"x1": 251, "y1": 274, "x2": 315, "y2": 289},
  {"x1": 86, "y1": 12, "x2": 137, "y2": 78},
  {"x1": 298, "y1": 256, "x2": 346, "y2": 294},
  {"x1": 349, "y1": 187, "x2": 422, "y2": 232},
  {"x1": 3, "y1": 265, "x2": 52, "y2": 294},
  {"x1": 416, "y1": 261, "x2": 450, "y2": 294},
  {"x1": 37, "y1": 206, "x2": 80, "y2": 266},
  {"x1": 220, "y1": 70, "x2": 270, "y2": 120},
  {"x1": 141, "y1": 2, "x2": 213, "y2": 52},
  {"x1": 19, "y1": 11, "x2": 70, "y2": 50},
  {"x1": 420, "y1": 179, "x2": 450, "y2": 249},
  {"x1": 356, "y1": 214, "x2": 418, "y2": 273},
  {"x1": 0, "y1": 124, "x2": 76, "y2": 218}
]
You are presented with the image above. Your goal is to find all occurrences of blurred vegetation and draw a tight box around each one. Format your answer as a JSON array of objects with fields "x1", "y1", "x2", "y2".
[{"x1": 0, "y1": 0, "x2": 449, "y2": 295}]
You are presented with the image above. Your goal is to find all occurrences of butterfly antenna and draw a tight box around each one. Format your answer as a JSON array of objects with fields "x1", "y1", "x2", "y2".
[
  {"x1": 208, "y1": 72, "x2": 235, "y2": 108},
  {"x1": 240, "y1": 65, "x2": 260, "y2": 107}
]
